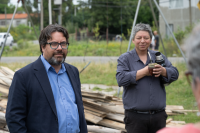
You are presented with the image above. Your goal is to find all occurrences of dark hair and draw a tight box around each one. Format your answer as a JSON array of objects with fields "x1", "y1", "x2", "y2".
[{"x1": 39, "y1": 24, "x2": 69, "y2": 53}]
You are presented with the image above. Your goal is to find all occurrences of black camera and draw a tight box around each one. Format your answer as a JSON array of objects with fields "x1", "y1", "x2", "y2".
[{"x1": 155, "y1": 52, "x2": 166, "y2": 67}]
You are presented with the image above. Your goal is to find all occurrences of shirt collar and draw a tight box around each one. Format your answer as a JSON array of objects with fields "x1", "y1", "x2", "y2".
[
  {"x1": 131, "y1": 48, "x2": 140, "y2": 61},
  {"x1": 131, "y1": 48, "x2": 152, "y2": 63},
  {"x1": 40, "y1": 54, "x2": 66, "y2": 73}
]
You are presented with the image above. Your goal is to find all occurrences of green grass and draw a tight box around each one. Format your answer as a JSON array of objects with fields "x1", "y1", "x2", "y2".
[
  {"x1": 1, "y1": 40, "x2": 134, "y2": 57},
  {"x1": 92, "y1": 87, "x2": 103, "y2": 91},
  {"x1": 1, "y1": 62, "x2": 199, "y2": 123},
  {"x1": 1, "y1": 38, "x2": 185, "y2": 57}
]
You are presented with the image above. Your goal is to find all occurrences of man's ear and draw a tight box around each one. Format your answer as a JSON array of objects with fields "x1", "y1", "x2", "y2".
[{"x1": 41, "y1": 45, "x2": 46, "y2": 52}]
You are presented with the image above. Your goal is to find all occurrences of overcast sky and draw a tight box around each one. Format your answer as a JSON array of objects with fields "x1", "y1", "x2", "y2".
[{"x1": 9, "y1": 0, "x2": 81, "y2": 7}]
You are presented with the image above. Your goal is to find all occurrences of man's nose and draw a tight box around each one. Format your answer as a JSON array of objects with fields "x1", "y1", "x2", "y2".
[{"x1": 57, "y1": 44, "x2": 62, "y2": 50}]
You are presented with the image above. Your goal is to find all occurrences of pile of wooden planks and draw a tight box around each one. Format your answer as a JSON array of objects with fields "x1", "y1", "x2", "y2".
[
  {"x1": 0, "y1": 66, "x2": 197, "y2": 132},
  {"x1": 81, "y1": 90, "x2": 194, "y2": 132},
  {"x1": 0, "y1": 66, "x2": 14, "y2": 132}
]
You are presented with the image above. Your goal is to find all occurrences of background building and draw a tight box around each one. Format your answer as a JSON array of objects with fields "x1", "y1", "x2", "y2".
[
  {"x1": 159, "y1": 0, "x2": 200, "y2": 38},
  {"x1": 0, "y1": 13, "x2": 28, "y2": 27}
]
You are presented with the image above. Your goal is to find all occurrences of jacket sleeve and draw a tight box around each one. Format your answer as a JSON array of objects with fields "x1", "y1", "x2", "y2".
[
  {"x1": 161, "y1": 54, "x2": 179, "y2": 84},
  {"x1": 116, "y1": 55, "x2": 138, "y2": 87},
  {"x1": 6, "y1": 71, "x2": 27, "y2": 133}
]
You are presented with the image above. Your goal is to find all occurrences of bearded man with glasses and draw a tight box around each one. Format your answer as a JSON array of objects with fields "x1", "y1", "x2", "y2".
[{"x1": 6, "y1": 24, "x2": 87, "y2": 133}]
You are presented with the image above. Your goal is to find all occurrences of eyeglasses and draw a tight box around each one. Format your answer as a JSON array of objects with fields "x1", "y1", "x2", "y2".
[
  {"x1": 185, "y1": 71, "x2": 193, "y2": 85},
  {"x1": 47, "y1": 42, "x2": 69, "y2": 49}
]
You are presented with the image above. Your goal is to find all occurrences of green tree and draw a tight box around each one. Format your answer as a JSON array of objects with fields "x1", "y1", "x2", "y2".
[
  {"x1": 0, "y1": 0, "x2": 10, "y2": 13},
  {"x1": 76, "y1": 0, "x2": 159, "y2": 36}
]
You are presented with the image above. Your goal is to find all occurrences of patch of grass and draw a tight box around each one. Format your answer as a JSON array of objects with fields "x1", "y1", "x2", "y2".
[
  {"x1": 1, "y1": 40, "x2": 134, "y2": 57},
  {"x1": 0, "y1": 62, "x2": 29, "y2": 71},
  {"x1": 92, "y1": 87, "x2": 103, "y2": 91},
  {"x1": 104, "y1": 87, "x2": 114, "y2": 92},
  {"x1": 75, "y1": 62, "x2": 118, "y2": 86}
]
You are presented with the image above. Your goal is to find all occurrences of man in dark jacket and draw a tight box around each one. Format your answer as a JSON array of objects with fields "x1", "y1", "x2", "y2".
[{"x1": 6, "y1": 24, "x2": 87, "y2": 133}]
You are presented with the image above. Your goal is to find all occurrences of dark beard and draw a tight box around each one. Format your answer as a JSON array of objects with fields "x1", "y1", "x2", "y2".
[{"x1": 47, "y1": 56, "x2": 65, "y2": 65}]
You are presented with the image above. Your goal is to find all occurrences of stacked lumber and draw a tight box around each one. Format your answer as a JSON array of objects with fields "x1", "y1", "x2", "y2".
[
  {"x1": 0, "y1": 66, "x2": 14, "y2": 131},
  {"x1": 0, "y1": 66, "x2": 196, "y2": 132},
  {"x1": 81, "y1": 90, "x2": 190, "y2": 132}
]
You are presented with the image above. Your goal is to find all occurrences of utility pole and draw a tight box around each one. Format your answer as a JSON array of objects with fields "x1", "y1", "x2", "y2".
[
  {"x1": 74, "y1": 5, "x2": 76, "y2": 16},
  {"x1": 49, "y1": 0, "x2": 52, "y2": 24},
  {"x1": 59, "y1": 4, "x2": 62, "y2": 25},
  {"x1": 5, "y1": 7, "x2": 7, "y2": 26},
  {"x1": 106, "y1": 0, "x2": 108, "y2": 45},
  {"x1": 189, "y1": 0, "x2": 192, "y2": 28},
  {"x1": 40, "y1": 0, "x2": 44, "y2": 30}
]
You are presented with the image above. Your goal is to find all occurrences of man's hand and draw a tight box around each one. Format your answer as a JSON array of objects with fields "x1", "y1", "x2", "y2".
[{"x1": 153, "y1": 64, "x2": 167, "y2": 77}]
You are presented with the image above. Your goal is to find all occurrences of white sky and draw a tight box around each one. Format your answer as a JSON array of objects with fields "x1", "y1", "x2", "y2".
[{"x1": 9, "y1": 0, "x2": 80, "y2": 7}]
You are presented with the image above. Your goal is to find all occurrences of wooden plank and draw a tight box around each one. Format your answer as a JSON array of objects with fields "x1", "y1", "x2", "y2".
[
  {"x1": 83, "y1": 103, "x2": 124, "y2": 114},
  {"x1": 0, "y1": 79, "x2": 8, "y2": 87},
  {"x1": 166, "y1": 105, "x2": 184, "y2": 110},
  {"x1": 1, "y1": 66, "x2": 15, "y2": 76},
  {"x1": 0, "y1": 99, "x2": 7, "y2": 109},
  {"x1": 166, "y1": 124, "x2": 183, "y2": 128},
  {"x1": 84, "y1": 109, "x2": 106, "y2": 118},
  {"x1": 83, "y1": 99, "x2": 102, "y2": 106},
  {"x1": 0, "y1": 130, "x2": 9, "y2": 133},
  {"x1": 84, "y1": 105, "x2": 108, "y2": 115},
  {"x1": 0, "y1": 87, "x2": 9, "y2": 96},
  {"x1": 81, "y1": 90, "x2": 113, "y2": 100},
  {"x1": 166, "y1": 121, "x2": 186, "y2": 128},
  {"x1": 101, "y1": 105, "x2": 124, "y2": 114},
  {"x1": 173, "y1": 110, "x2": 199, "y2": 113},
  {"x1": 87, "y1": 125, "x2": 122, "y2": 133},
  {"x1": 82, "y1": 93, "x2": 112, "y2": 100},
  {"x1": 0, "y1": 112, "x2": 6, "y2": 129},
  {"x1": 106, "y1": 113, "x2": 124, "y2": 123},
  {"x1": 172, "y1": 110, "x2": 187, "y2": 115},
  {"x1": 0, "y1": 70, "x2": 7, "y2": 77},
  {"x1": 0, "y1": 76, "x2": 12, "y2": 87},
  {"x1": 84, "y1": 112, "x2": 103, "y2": 124},
  {"x1": 170, "y1": 121, "x2": 186, "y2": 125},
  {"x1": 98, "y1": 119, "x2": 126, "y2": 131},
  {"x1": 0, "y1": 83, "x2": 9, "y2": 90},
  {"x1": 83, "y1": 97, "x2": 122, "y2": 105},
  {"x1": 166, "y1": 118, "x2": 173, "y2": 124},
  {"x1": 166, "y1": 112, "x2": 179, "y2": 116}
]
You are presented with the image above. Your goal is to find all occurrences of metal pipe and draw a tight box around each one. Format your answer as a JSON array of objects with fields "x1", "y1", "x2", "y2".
[
  {"x1": 80, "y1": 61, "x2": 91, "y2": 73},
  {"x1": 189, "y1": 0, "x2": 192, "y2": 28},
  {"x1": 0, "y1": 0, "x2": 20, "y2": 60},
  {"x1": 127, "y1": 0, "x2": 141, "y2": 52},
  {"x1": 49, "y1": 0, "x2": 52, "y2": 24},
  {"x1": 40, "y1": 0, "x2": 44, "y2": 30},
  {"x1": 153, "y1": 0, "x2": 187, "y2": 63},
  {"x1": 5, "y1": 7, "x2": 7, "y2": 26},
  {"x1": 148, "y1": 0, "x2": 167, "y2": 58}
]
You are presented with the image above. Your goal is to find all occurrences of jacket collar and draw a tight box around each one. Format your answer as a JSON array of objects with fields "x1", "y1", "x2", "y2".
[{"x1": 33, "y1": 56, "x2": 58, "y2": 117}]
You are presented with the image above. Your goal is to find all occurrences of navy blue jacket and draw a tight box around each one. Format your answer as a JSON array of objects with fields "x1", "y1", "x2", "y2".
[{"x1": 6, "y1": 57, "x2": 87, "y2": 133}]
